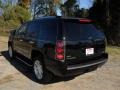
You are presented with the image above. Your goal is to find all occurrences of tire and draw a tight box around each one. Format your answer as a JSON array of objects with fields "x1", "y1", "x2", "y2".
[
  {"x1": 33, "y1": 56, "x2": 53, "y2": 83},
  {"x1": 8, "y1": 45, "x2": 15, "y2": 59}
]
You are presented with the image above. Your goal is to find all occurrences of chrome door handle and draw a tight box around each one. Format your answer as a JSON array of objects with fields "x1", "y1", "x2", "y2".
[
  {"x1": 29, "y1": 41, "x2": 34, "y2": 44},
  {"x1": 19, "y1": 39, "x2": 23, "y2": 42}
]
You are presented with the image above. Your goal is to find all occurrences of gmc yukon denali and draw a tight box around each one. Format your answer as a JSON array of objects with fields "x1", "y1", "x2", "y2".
[{"x1": 8, "y1": 16, "x2": 108, "y2": 82}]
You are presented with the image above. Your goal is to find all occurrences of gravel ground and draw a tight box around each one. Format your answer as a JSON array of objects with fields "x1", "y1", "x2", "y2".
[{"x1": 0, "y1": 36, "x2": 120, "y2": 90}]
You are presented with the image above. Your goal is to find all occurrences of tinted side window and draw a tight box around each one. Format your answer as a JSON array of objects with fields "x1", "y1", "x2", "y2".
[
  {"x1": 27, "y1": 21, "x2": 40, "y2": 39},
  {"x1": 15, "y1": 23, "x2": 27, "y2": 36},
  {"x1": 39, "y1": 20, "x2": 58, "y2": 41}
]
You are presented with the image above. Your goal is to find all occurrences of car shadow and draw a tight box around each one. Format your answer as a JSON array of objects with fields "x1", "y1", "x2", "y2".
[{"x1": 1, "y1": 51, "x2": 76, "y2": 84}]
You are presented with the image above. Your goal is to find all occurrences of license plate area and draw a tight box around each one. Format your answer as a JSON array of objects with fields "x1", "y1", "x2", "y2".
[{"x1": 86, "y1": 48, "x2": 94, "y2": 56}]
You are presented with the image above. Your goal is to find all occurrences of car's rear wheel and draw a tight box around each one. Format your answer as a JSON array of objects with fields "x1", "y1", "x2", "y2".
[
  {"x1": 8, "y1": 45, "x2": 15, "y2": 59},
  {"x1": 33, "y1": 56, "x2": 53, "y2": 83}
]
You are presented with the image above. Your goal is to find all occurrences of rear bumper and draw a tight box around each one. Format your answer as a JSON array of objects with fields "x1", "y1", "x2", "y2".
[{"x1": 46, "y1": 53, "x2": 108, "y2": 77}]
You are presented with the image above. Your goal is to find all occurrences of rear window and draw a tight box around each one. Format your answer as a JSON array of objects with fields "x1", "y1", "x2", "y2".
[{"x1": 64, "y1": 22, "x2": 104, "y2": 41}]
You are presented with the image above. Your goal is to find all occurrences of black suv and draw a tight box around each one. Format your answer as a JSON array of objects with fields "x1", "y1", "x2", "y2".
[{"x1": 8, "y1": 16, "x2": 108, "y2": 82}]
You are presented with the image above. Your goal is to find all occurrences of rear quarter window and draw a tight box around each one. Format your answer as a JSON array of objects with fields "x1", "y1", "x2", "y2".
[
  {"x1": 39, "y1": 20, "x2": 58, "y2": 41},
  {"x1": 26, "y1": 21, "x2": 40, "y2": 39}
]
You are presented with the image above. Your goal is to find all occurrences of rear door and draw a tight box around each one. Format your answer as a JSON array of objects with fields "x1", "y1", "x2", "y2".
[
  {"x1": 14, "y1": 23, "x2": 27, "y2": 55},
  {"x1": 23, "y1": 21, "x2": 40, "y2": 58},
  {"x1": 63, "y1": 19, "x2": 106, "y2": 65}
]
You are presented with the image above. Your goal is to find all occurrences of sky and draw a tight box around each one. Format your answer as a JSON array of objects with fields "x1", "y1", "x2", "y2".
[
  {"x1": 63, "y1": 0, "x2": 94, "y2": 9},
  {"x1": 80, "y1": 0, "x2": 94, "y2": 9},
  {"x1": 1, "y1": 0, "x2": 18, "y2": 5}
]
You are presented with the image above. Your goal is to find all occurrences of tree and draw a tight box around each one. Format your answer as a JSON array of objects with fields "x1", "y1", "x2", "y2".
[
  {"x1": 89, "y1": 0, "x2": 110, "y2": 41},
  {"x1": 109, "y1": 0, "x2": 120, "y2": 45},
  {"x1": 31, "y1": 0, "x2": 62, "y2": 19},
  {"x1": 0, "y1": 0, "x2": 31, "y2": 31},
  {"x1": 63, "y1": 0, "x2": 77, "y2": 16},
  {"x1": 18, "y1": 0, "x2": 31, "y2": 9},
  {"x1": 1, "y1": 0, "x2": 13, "y2": 21},
  {"x1": 0, "y1": 0, "x2": 3, "y2": 8},
  {"x1": 89, "y1": 0, "x2": 120, "y2": 45},
  {"x1": 12, "y1": 5, "x2": 31, "y2": 23}
]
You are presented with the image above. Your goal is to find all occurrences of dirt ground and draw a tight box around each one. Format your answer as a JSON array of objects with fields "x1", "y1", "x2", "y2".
[{"x1": 0, "y1": 36, "x2": 120, "y2": 90}]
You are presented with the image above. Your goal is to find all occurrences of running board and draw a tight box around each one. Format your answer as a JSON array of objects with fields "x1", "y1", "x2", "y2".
[{"x1": 16, "y1": 56, "x2": 33, "y2": 67}]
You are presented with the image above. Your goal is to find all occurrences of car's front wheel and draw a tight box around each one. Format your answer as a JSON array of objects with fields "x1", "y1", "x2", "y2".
[{"x1": 33, "y1": 56, "x2": 53, "y2": 83}]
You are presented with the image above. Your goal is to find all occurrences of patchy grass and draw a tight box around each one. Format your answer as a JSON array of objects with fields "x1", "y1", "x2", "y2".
[
  {"x1": 107, "y1": 46, "x2": 120, "y2": 55},
  {"x1": 0, "y1": 32, "x2": 9, "y2": 37}
]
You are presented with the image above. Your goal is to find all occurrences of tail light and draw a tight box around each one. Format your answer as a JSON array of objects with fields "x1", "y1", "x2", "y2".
[{"x1": 55, "y1": 40, "x2": 65, "y2": 61}]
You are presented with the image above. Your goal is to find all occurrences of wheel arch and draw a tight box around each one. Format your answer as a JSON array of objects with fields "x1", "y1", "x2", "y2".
[{"x1": 31, "y1": 50, "x2": 45, "y2": 64}]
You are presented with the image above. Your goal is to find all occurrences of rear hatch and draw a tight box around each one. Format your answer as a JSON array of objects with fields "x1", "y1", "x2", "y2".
[{"x1": 62, "y1": 19, "x2": 106, "y2": 65}]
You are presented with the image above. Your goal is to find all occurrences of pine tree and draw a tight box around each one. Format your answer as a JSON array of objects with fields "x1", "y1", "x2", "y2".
[{"x1": 109, "y1": 0, "x2": 120, "y2": 45}]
